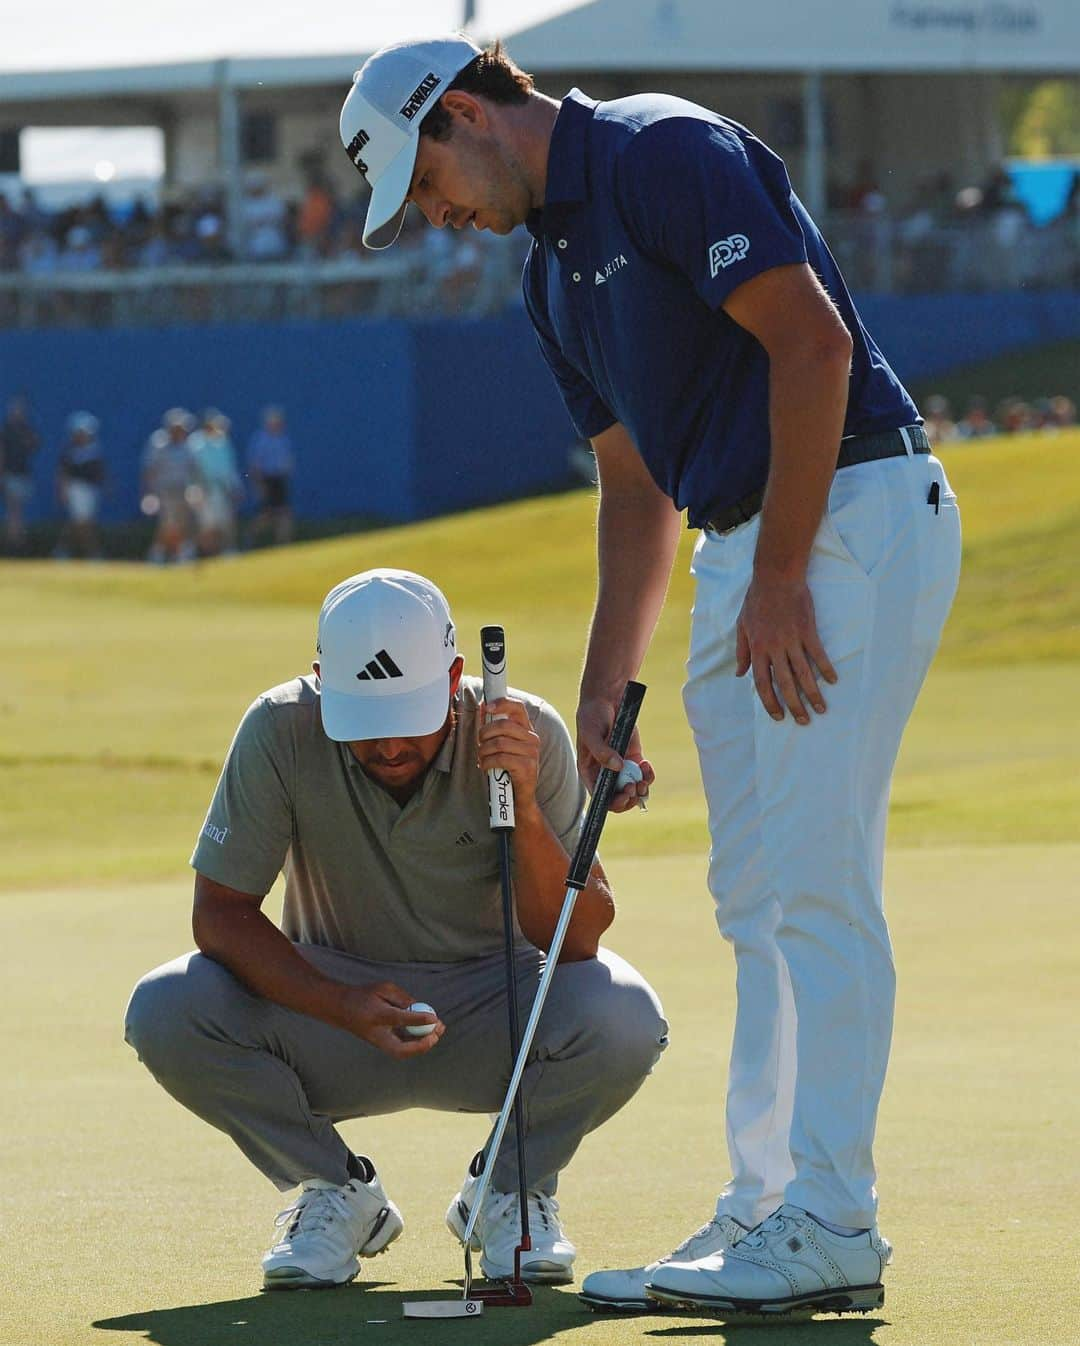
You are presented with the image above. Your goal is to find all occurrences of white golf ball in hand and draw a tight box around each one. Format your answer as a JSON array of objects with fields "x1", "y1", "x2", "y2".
[
  {"x1": 614, "y1": 759, "x2": 644, "y2": 791},
  {"x1": 405, "y1": 1002, "x2": 437, "y2": 1037}
]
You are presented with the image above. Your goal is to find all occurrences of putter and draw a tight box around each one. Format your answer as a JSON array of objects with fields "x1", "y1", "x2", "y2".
[
  {"x1": 404, "y1": 676, "x2": 647, "y2": 1319},
  {"x1": 463, "y1": 624, "x2": 533, "y2": 1307}
]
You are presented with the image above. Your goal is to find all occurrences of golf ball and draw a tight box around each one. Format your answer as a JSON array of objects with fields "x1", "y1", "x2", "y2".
[
  {"x1": 614, "y1": 759, "x2": 644, "y2": 791},
  {"x1": 405, "y1": 1002, "x2": 437, "y2": 1037}
]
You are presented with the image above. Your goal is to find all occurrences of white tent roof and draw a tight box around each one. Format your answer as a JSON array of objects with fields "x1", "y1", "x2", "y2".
[{"x1": 505, "y1": 0, "x2": 1080, "y2": 72}]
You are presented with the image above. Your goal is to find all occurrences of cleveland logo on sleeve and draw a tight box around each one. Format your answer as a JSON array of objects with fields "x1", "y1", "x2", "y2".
[{"x1": 709, "y1": 234, "x2": 751, "y2": 276}]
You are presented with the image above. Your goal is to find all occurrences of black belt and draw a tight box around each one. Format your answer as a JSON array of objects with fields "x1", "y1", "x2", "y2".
[{"x1": 704, "y1": 424, "x2": 931, "y2": 536}]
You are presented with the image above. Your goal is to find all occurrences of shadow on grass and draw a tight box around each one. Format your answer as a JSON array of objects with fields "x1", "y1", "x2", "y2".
[
  {"x1": 648, "y1": 1317, "x2": 889, "y2": 1342},
  {"x1": 94, "y1": 1283, "x2": 597, "y2": 1346}
]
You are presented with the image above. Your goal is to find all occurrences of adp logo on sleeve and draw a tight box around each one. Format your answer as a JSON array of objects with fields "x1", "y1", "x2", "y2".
[{"x1": 709, "y1": 234, "x2": 751, "y2": 276}]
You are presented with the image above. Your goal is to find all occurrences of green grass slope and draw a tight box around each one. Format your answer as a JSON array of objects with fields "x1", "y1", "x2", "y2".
[{"x1": 1, "y1": 431, "x2": 1077, "y2": 887}]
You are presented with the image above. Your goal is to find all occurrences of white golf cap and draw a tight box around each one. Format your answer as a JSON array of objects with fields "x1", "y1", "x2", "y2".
[
  {"x1": 317, "y1": 569, "x2": 458, "y2": 741},
  {"x1": 339, "y1": 32, "x2": 482, "y2": 249}
]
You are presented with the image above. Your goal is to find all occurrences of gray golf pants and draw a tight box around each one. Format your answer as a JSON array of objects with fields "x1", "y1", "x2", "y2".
[{"x1": 124, "y1": 943, "x2": 668, "y2": 1195}]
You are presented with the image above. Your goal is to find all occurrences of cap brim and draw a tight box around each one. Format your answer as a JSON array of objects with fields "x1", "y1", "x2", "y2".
[
  {"x1": 363, "y1": 140, "x2": 418, "y2": 250},
  {"x1": 320, "y1": 669, "x2": 450, "y2": 742}
]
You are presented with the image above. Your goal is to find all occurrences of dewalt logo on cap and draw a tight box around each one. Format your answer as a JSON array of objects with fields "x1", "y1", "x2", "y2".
[{"x1": 400, "y1": 72, "x2": 441, "y2": 121}]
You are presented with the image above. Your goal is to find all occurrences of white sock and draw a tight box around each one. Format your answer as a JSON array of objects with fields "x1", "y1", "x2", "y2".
[{"x1": 808, "y1": 1211, "x2": 868, "y2": 1237}]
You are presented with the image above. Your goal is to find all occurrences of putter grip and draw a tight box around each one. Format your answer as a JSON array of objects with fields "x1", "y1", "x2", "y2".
[
  {"x1": 566, "y1": 680, "x2": 647, "y2": 889},
  {"x1": 481, "y1": 625, "x2": 515, "y2": 830}
]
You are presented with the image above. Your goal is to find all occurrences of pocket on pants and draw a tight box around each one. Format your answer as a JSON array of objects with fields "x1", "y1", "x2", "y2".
[{"x1": 819, "y1": 462, "x2": 889, "y2": 577}]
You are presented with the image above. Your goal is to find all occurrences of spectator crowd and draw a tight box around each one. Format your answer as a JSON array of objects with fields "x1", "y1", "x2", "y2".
[
  {"x1": 1, "y1": 397, "x2": 296, "y2": 561},
  {"x1": 921, "y1": 392, "x2": 1077, "y2": 444},
  {"x1": 0, "y1": 163, "x2": 491, "y2": 276},
  {"x1": 1, "y1": 161, "x2": 1077, "y2": 297}
]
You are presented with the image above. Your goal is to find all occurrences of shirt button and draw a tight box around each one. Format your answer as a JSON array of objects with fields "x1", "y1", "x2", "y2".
[
  {"x1": 557, "y1": 238, "x2": 568, "y2": 249},
  {"x1": 572, "y1": 271, "x2": 581, "y2": 282}
]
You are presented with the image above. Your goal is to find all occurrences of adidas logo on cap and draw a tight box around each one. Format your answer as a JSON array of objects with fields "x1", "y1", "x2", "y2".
[{"x1": 356, "y1": 649, "x2": 404, "y2": 681}]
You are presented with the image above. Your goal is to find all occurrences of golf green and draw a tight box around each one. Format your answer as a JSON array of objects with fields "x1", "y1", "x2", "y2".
[
  {"x1": 3, "y1": 430, "x2": 1077, "y2": 1344},
  {"x1": 4, "y1": 845, "x2": 1076, "y2": 1345}
]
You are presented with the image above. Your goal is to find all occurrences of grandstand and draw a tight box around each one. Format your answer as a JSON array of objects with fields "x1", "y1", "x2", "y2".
[{"x1": 0, "y1": 0, "x2": 1077, "y2": 536}]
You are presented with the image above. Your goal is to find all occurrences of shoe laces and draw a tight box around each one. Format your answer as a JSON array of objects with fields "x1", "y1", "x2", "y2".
[
  {"x1": 485, "y1": 1188, "x2": 561, "y2": 1234},
  {"x1": 274, "y1": 1185, "x2": 352, "y2": 1239},
  {"x1": 741, "y1": 1211, "x2": 791, "y2": 1251},
  {"x1": 661, "y1": 1216, "x2": 739, "y2": 1265}
]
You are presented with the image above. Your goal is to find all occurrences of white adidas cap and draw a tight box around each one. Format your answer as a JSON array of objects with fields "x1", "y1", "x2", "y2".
[
  {"x1": 339, "y1": 32, "x2": 482, "y2": 249},
  {"x1": 317, "y1": 569, "x2": 458, "y2": 741}
]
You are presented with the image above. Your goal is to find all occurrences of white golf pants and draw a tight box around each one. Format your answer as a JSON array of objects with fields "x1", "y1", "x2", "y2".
[{"x1": 683, "y1": 449, "x2": 961, "y2": 1230}]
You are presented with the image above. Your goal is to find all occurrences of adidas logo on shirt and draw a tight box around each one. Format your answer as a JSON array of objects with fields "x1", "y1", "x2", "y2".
[
  {"x1": 455, "y1": 831, "x2": 476, "y2": 847},
  {"x1": 356, "y1": 649, "x2": 403, "y2": 681}
]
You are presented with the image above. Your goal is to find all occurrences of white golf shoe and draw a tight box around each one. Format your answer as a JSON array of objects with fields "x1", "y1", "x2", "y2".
[
  {"x1": 262, "y1": 1164, "x2": 403, "y2": 1290},
  {"x1": 579, "y1": 1214, "x2": 748, "y2": 1312},
  {"x1": 446, "y1": 1163, "x2": 576, "y2": 1284},
  {"x1": 646, "y1": 1204, "x2": 891, "y2": 1317}
]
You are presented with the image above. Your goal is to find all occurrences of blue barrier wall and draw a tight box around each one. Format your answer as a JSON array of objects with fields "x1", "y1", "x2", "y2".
[
  {"x1": 855, "y1": 290, "x2": 1080, "y2": 384},
  {"x1": 2, "y1": 289, "x2": 1078, "y2": 526},
  {"x1": 0, "y1": 311, "x2": 576, "y2": 525}
]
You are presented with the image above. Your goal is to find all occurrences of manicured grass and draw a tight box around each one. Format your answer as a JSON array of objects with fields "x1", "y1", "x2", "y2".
[{"x1": 3, "y1": 845, "x2": 1076, "y2": 1346}]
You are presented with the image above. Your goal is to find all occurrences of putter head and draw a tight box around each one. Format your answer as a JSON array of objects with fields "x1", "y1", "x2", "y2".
[
  {"x1": 469, "y1": 1282, "x2": 532, "y2": 1307},
  {"x1": 402, "y1": 1299, "x2": 484, "y2": 1318},
  {"x1": 467, "y1": 1241, "x2": 533, "y2": 1307}
]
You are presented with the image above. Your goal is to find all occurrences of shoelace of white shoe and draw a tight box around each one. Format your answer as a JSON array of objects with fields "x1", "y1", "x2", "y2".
[
  {"x1": 274, "y1": 1187, "x2": 353, "y2": 1239},
  {"x1": 659, "y1": 1219, "x2": 734, "y2": 1266},
  {"x1": 485, "y1": 1189, "x2": 560, "y2": 1233},
  {"x1": 740, "y1": 1212, "x2": 790, "y2": 1251}
]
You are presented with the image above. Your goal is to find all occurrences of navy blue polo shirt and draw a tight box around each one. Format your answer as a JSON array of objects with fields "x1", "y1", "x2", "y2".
[{"x1": 523, "y1": 90, "x2": 919, "y2": 527}]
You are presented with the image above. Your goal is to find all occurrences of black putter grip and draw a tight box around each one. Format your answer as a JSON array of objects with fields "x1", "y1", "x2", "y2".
[{"x1": 565, "y1": 680, "x2": 647, "y2": 890}]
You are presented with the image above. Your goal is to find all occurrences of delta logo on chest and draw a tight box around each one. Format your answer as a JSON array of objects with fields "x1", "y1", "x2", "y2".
[{"x1": 594, "y1": 253, "x2": 628, "y2": 286}]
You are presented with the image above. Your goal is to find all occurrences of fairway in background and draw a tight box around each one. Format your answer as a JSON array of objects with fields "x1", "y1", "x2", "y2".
[{"x1": 2, "y1": 431, "x2": 1078, "y2": 887}]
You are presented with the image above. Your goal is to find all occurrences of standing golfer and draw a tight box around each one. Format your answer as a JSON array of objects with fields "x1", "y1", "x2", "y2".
[
  {"x1": 125, "y1": 568, "x2": 666, "y2": 1291},
  {"x1": 339, "y1": 39, "x2": 962, "y2": 1315}
]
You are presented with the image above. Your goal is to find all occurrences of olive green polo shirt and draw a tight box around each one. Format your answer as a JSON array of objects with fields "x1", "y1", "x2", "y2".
[{"x1": 190, "y1": 674, "x2": 586, "y2": 963}]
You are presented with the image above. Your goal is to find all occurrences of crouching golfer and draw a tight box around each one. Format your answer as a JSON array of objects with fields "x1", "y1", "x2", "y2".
[{"x1": 125, "y1": 568, "x2": 667, "y2": 1291}]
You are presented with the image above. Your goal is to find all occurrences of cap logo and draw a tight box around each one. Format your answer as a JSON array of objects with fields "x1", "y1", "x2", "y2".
[
  {"x1": 346, "y1": 128, "x2": 371, "y2": 175},
  {"x1": 400, "y1": 71, "x2": 441, "y2": 121},
  {"x1": 444, "y1": 622, "x2": 455, "y2": 649},
  {"x1": 356, "y1": 649, "x2": 404, "y2": 681}
]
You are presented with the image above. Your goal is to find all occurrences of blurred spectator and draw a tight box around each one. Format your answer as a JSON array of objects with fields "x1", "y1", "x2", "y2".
[
  {"x1": 55, "y1": 411, "x2": 105, "y2": 560},
  {"x1": 141, "y1": 408, "x2": 198, "y2": 563},
  {"x1": 921, "y1": 394, "x2": 957, "y2": 446},
  {"x1": 997, "y1": 397, "x2": 1034, "y2": 435},
  {"x1": 1048, "y1": 394, "x2": 1077, "y2": 429},
  {"x1": 1, "y1": 394, "x2": 40, "y2": 550},
  {"x1": 241, "y1": 172, "x2": 289, "y2": 262},
  {"x1": 955, "y1": 397, "x2": 997, "y2": 439},
  {"x1": 188, "y1": 407, "x2": 242, "y2": 555},
  {"x1": 19, "y1": 228, "x2": 59, "y2": 275},
  {"x1": 59, "y1": 225, "x2": 101, "y2": 272},
  {"x1": 297, "y1": 162, "x2": 338, "y2": 259},
  {"x1": 848, "y1": 159, "x2": 887, "y2": 214},
  {"x1": 0, "y1": 195, "x2": 24, "y2": 270},
  {"x1": 246, "y1": 405, "x2": 295, "y2": 546}
]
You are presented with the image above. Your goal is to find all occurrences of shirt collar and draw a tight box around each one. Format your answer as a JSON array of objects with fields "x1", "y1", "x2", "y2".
[{"x1": 527, "y1": 88, "x2": 597, "y2": 239}]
